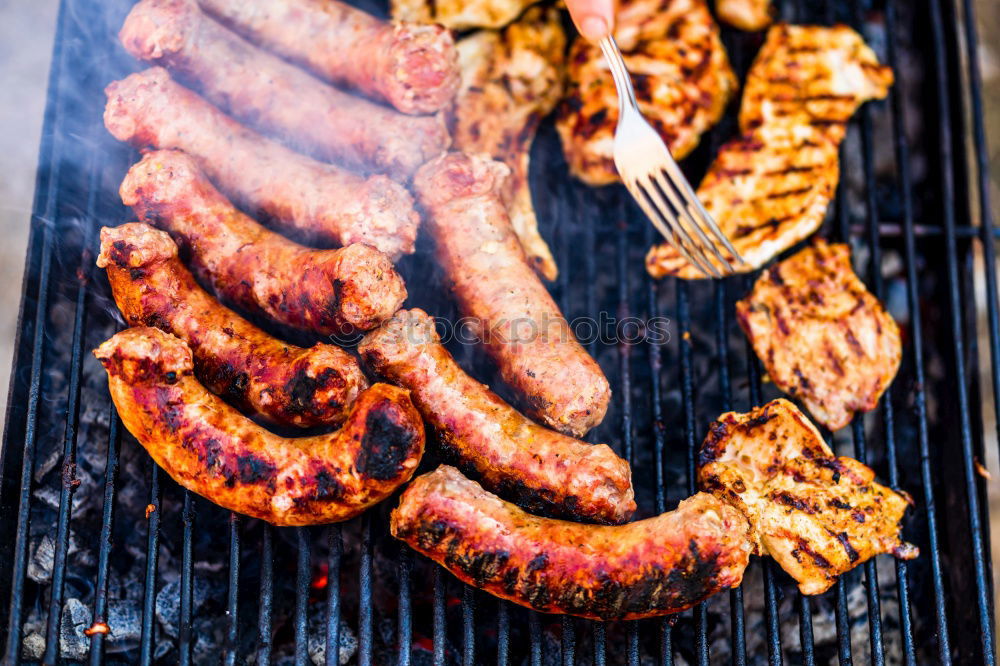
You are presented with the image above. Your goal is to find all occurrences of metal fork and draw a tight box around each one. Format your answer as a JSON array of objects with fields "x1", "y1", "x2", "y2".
[{"x1": 599, "y1": 35, "x2": 745, "y2": 278}]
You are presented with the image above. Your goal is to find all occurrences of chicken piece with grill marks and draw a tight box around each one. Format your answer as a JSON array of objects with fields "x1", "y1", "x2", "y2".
[
  {"x1": 699, "y1": 399, "x2": 918, "y2": 596},
  {"x1": 739, "y1": 24, "x2": 895, "y2": 140},
  {"x1": 715, "y1": 0, "x2": 773, "y2": 31},
  {"x1": 556, "y1": 0, "x2": 737, "y2": 186},
  {"x1": 645, "y1": 24, "x2": 893, "y2": 279},
  {"x1": 735, "y1": 240, "x2": 902, "y2": 431},
  {"x1": 450, "y1": 7, "x2": 566, "y2": 281},
  {"x1": 391, "y1": 0, "x2": 537, "y2": 30}
]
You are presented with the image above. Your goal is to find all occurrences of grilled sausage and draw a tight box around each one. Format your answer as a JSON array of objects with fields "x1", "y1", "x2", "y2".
[
  {"x1": 391, "y1": 466, "x2": 753, "y2": 620},
  {"x1": 198, "y1": 0, "x2": 460, "y2": 115},
  {"x1": 120, "y1": 149, "x2": 407, "y2": 336},
  {"x1": 104, "y1": 67, "x2": 419, "y2": 259},
  {"x1": 412, "y1": 152, "x2": 611, "y2": 437},
  {"x1": 360, "y1": 309, "x2": 635, "y2": 524},
  {"x1": 119, "y1": 0, "x2": 450, "y2": 180},
  {"x1": 95, "y1": 327, "x2": 425, "y2": 526},
  {"x1": 98, "y1": 222, "x2": 368, "y2": 428}
]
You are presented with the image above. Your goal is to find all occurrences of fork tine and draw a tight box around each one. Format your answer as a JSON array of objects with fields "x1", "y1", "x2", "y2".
[
  {"x1": 651, "y1": 170, "x2": 732, "y2": 273},
  {"x1": 662, "y1": 159, "x2": 747, "y2": 267},
  {"x1": 641, "y1": 176, "x2": 722, "y2": 278},
  {"x1": 635, "y1": 178, "x2": 721, "y2": 278},
  {"x1": 626, "y1": 180, "x2": 714, "y2": 278}
]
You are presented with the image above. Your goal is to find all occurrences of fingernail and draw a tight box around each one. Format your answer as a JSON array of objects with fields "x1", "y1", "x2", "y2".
[{"x1": 579, "y1": 15, "x2": 609, "y2": 41}]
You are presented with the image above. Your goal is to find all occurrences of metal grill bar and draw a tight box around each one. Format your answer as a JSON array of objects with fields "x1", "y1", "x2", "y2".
[
  {"x1": 87, "y1": 408, "x2": 121, "y2": 666},
  {"x1": 257, "y1": 525, "x2": 275, "y2": 665},
  {"x1": 928, "y1": 0, "x2": 997, "y2": 660},
  {"x1": 497, "y1": 598, "x2": 510, "y2": 665},
  {"x1": 179, "y1": 491, "x2": 194, "y2": 665},
  {"x1": 396, "y1": 535, "x2": 411, "y2": 665},
  {"x1": 225, "y1": 514, "x2": 241, "y2": 665},
  {"x1": 359, "y1": 514, "x2": 374, "y2": 666},
  {"x1": 959, "y1": 0, "x2": 1000, "y2": 464},
  {"x1": 295, "y1": 527, "x2": 311, "y2": 664},
  {"x1": 883, "y1": 10, "x2": 953, "y2": 659},
  {"x1": 327, "y1": 524, "x2": 342, "y2": 666},
  {"x1": 432, "y1": 562, "x2": 445, "y2": 664}
]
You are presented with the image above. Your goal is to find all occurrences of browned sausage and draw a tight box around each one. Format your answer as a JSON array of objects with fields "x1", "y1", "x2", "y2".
[
  {"x1": 412, "y1": 152, "x2": 611, "y2": 437},
  {"x1": 198, "y1": 0, "x2": 460, "y2": 115},
  {"x1": 98, "y1": 222, "x2": 368, "y2": 428},
  {"x1": 119, "y1": 0, "x2": 450, "y2": 180},
  {"x1": 390, "y1": 465, "x2": 753, "y2": 620},
  {"x1": 104, "y1": 67, "x2": 419, "y2": 259},
  {"x1": 95, "y1": 327, "x2": 426, "y2": 526},
  {"x1": 120, "y1": 149, "x2": 407, "y2": 336},
  {"x1": 360, "y1": 308, "x2": 635, "y2": 524}
]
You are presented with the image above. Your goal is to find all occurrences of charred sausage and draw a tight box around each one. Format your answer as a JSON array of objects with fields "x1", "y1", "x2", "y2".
[
  {"x1": 98, "y1": 222, "x2": 368, "y2": 428},
  {"x1": 412, "y1": 152, "x2": 611, "y2": 437},
  {"x1": 120, "y1": 149, "x2": 407, "y2": 336},
  {"x1": 104, "y1": 67, "x2": 419, "y2": 258},
  {"x1": 360, "y1": 309, "x2": 635, "y2": 524},
  {"x1": 95, "y1": 327, "x2": 425, "y2": 526},
  {"x1": 119, "y1": 0, "x2": 449, "y2": 180},
  {"x1": 198, "y1": 0, "x2": 460, "y2": 115},
  {"x1": 390, "y1": 465, "x2": 753, "y2": 620}
]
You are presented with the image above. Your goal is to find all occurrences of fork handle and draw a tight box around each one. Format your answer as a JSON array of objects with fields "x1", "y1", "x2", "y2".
[{"x1": 598, "y1": 35, "x2": 639, "y2": 119}]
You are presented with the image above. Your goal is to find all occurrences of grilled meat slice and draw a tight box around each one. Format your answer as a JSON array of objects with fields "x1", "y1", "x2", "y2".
[
  {"x1": 451, "y1": 7, "x2": 566, "y2": 280},
  {"x1": 716, "y1": 0, "x2": 772, "y2": 31},
  {"x1": 390, "y1": 0, "x2": 537, "y2": 30},
  {"x1": 739, "y1": 24, "x2": 894, "y2": 139},
  {"x1": 95, "y1": 327, "x2": 425, "y2": 526},
  {"x1": 645, "y1": 24, "x2": 893, "y2": 278},
  {"x1": 646, "y1": 123, "x2": 840, "y2": 279},
  {"x1": 391, "y1": 465, "x2": 753, "y2": 620},
  {"x1": 699, "y1": 399, "x2": 918, "y2": 595},
  {"x1": 735, "y1": 240, "x2": 902, "y2": 430},
  {"x1": 556, "y1": 0, "x2": 737, "y2": 186}
]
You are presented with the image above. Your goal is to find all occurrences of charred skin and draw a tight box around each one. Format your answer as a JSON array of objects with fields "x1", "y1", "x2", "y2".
[
  {"x1": 391, "y1": 466, "x2": 752, "y2": 620},
  {"x1": 360, "y1": 309, "x2": 635, "y2": 524},
  {"x1": 104, "y1": 67, "x2": 419, "y2": 259},
  {"x1": 98, "y1": 223, "x2": 368, "y2": 428},
  {"x1": 412, "y1": 153, "x2": 611, "y2": 437},
  {"x1": 198, "y1": 0, "x2": 460, "y2": 115},
  {"x1": 94, "y1": 327, "x2": 425, "y2": 526},
  {"x1": 120, "y1": 0, "x2": 450, "y2": 179},
  {"x1": 119, "y1": 150, "x2": 406, "y2": 336}
]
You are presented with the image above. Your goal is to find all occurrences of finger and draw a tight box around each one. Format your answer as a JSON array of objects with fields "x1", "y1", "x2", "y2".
[{"x1": 565, "y1": 0, "x2": 615, "y2": 41}]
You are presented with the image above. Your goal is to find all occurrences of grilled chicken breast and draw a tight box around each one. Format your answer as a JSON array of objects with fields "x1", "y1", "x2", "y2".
[
  {"x1": 556, "y1": 0, "x2": 736, "y2": 186},
  {"x1": 451, "y1": 7, "x2": 566, "y2": 280},
  {"x1": 646, "y1": 24, "x2": 893, "y2": 279},
  {"x1": 391, "y1": 0, "x2": 537, "y2": 30},
  {"x1": 715, "y1": 0, "x2": 772, "y2": 31},
  {"x1": 735, "y1": 240, "x2": 902, "y2": 431},
  {"x1": 699, "y1": 399, "x2": 918, "y2": 595}
]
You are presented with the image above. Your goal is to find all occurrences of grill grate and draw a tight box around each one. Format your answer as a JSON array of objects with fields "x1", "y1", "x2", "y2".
[{"x1": 0, "y1": 0, "x2": 998, "y2": 663}]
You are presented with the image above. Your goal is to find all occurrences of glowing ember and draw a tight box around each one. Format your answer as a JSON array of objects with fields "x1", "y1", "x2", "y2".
[
  {"x1": 311, "y1": 563, "x2": 329, "y2": 590},
  {"x1": 83, "y1": 622, "x2": 110, "y2": 636},
  {"x1": 145, "y1": 504, "x2": 156, "y2": 519}
]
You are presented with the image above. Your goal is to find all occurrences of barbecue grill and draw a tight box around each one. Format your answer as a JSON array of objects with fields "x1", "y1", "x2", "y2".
[{"x1": 0, "y1": 0, "x2": 997, "y2": 663}]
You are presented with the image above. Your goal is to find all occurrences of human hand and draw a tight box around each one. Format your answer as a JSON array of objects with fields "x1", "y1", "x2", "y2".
[{"x1": 564, "y1": 0, "x2": 615, "y2": 41}]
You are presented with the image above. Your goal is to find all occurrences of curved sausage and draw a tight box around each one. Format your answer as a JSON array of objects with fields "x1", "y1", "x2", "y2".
[
  {"x1": 104, "y1": 67, "x2": 419, "y2": 259},
  {"x1": 360, "y1": 309, "x2": 634, "y2": 524},
  {"x1": 120, "y1": 149, "x2": 407, "y2": 336},
  {"x1": 412, "y1": 152, "x2": 611, "y2": 437},
  {"x1": 198, "y1": 0, "x2": 460, "y2": 115},
  {"x1": 390, "y1": 466, "x2": 753, "y2": 620},
  {"x1": 98, "y1": 222, "x2": 368, "y2": 428},
  {"x1": 95, "y1": 327, "x2": 425, "y2": 526},
  {"x1": 119, "y1": 0, "x2": 449, "y2": 180}
]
